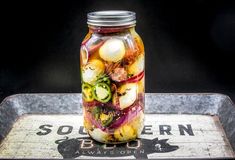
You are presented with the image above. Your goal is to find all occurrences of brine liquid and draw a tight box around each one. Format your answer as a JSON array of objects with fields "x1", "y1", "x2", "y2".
[{"x1": 80, "y1": 27, "x2": 145, "y2": 143}]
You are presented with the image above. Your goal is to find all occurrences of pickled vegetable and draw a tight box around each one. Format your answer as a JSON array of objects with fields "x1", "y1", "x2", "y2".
[
  {"x1": 118, "y1": 83, "x2": 137, "y2": 110},
  {"x1": 114, "y1": 124, "x2": 136, "y2": 141},
  {"x1": 128, "y1": 54, "x2": 144, "y2": 76},
  {"x1": 82, "y1": 59, "x2": 105, "y2": 85},
  {"x1": 93, "y1": 83, "x2": 112, "y2": 103},
  {"x1": 82, "y1": 83, "x2": 94, "y2": 102}
]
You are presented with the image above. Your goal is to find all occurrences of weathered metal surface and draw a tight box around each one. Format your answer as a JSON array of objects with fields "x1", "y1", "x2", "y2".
[
  {"x1": 0, "y1": 93, "x2": 235, "y2": 159},
  {"x1": 0, "y1": 114, "x2": 234, "y2": 159}
]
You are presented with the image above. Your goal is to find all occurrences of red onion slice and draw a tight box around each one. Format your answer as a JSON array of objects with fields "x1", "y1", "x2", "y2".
[
  {"x1": 82, "y1": 37, "x2": 105, "y2": 54},
  {"x1": 118, "y1": 71, "x2": 144, "y2": 83},
  {"x1": 108, "y1": 104, "x2": 143, "y2": 129},
  {"x1": 83, "y1": 100, "x2": 121, "y2": 110}
]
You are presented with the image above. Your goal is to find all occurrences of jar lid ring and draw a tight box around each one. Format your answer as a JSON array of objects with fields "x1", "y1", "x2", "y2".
[{"x1": 87, "y1": 10, "x2": 136, "y2": 27}]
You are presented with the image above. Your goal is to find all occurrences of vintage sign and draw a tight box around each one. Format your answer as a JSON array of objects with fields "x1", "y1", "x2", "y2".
[{"x1": 0, "y1": 114, "x2": 234, "y2": 159}]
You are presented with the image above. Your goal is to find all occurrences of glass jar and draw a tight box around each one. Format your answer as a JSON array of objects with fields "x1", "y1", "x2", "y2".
[{"x1": 80, "y1": 11, "x2": 145, "y2": 144}]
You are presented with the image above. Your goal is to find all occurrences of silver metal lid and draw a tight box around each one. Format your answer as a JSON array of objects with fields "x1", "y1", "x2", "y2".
[{"x1": 87, "y1": 10, "x2": 136, "y2": 27}]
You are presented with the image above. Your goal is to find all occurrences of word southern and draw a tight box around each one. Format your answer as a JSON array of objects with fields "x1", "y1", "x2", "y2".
[{"x1": 36, "y1": 124, "x2": 194, "y2": 136}]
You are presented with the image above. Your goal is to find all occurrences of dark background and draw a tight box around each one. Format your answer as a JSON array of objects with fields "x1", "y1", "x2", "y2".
[{"x1": 1, "y1": 0, "x2": 235, "y2": 102}]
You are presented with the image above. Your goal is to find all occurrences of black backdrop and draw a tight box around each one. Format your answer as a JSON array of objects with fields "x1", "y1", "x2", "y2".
[{"x1": 1, "y1": 0, "x2": 235, "y2": 102}]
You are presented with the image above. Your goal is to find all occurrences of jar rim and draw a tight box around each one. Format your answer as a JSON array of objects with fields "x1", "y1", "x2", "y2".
[{"x1": 87, "y1": 10, "x2": 136, "y2": 27}]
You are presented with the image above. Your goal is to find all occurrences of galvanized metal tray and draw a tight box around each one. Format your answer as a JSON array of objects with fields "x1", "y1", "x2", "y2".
[{"x1": 0, "y1": 93, "x2": 235, "y2": 159}]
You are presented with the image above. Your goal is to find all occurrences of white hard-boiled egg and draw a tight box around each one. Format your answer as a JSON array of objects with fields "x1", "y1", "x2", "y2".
[
  {"x1": 82, "y1": 59, "x2": 105, "y2": 85},
  {"x1": 118, "y1": 83, "x2": 137, "y2": 109},
  {"x1": 128, "y1": 54, "x2": 144, "y2": 76},
  {"x1": 99, "y1": 38, "x2": 125, "y2": 62},
  {"x1": 88, "y1": 128, "x2": 108, "y2": 143}
]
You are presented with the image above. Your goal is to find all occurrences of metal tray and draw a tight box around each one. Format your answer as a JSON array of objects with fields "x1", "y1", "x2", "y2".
[{"x1": 0, "y1": 93, "x2": 235, "y2": 159}]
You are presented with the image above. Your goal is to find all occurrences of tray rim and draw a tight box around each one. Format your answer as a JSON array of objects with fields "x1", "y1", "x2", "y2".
[
  {"x1": 1, "y1": 92, "x2": 234, "y2": 106},
  {"x1": 0, "y1": 92, "x2": 235, "y2": 153}
]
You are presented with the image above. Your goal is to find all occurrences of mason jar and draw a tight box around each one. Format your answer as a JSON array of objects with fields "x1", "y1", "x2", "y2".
[{"x1": 80, "y1": 11, "x2": 145, "y2": 144}]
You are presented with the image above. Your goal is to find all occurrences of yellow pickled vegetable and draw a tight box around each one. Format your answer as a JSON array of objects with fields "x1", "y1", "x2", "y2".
[
  {"x1": 114, "y1": 124, "x2": 136, "y2": 141},
  {"x1": 100, "y1": 113, "x2": 113, "y2": 127},
  {"x1": 129, "y1": 111, "x2": 144, "y2": 136},
  {"x1": 100, "y1": 113, "x2": 109, "y2": 122},
  {"x1": 138, "y1": 78, "x2": 145, "y2": 93},
  {"x1": 99, "y1": 38, "x2": 125, "y2": 62},
  {"x1": 84, "y1": 118, "x2": 93, "y2": 130}
]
